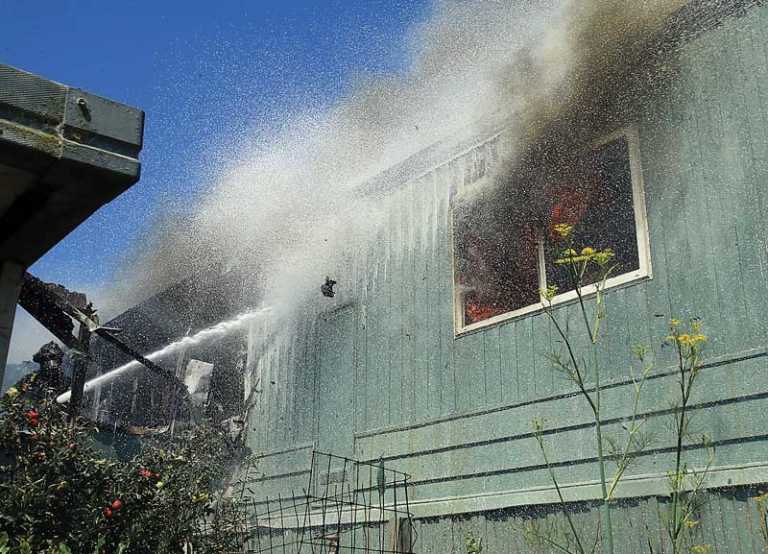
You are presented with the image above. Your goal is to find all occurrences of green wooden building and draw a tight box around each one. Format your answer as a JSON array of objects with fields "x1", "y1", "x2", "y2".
[{"x1": 239, "y1": 1, "x2": 768, "y2": 551}]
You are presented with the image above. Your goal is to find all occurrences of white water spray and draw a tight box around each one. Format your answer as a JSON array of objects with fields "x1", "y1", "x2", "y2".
[
  {"x1": 56, "y1": 307, "x2": 272, "y2": 404},
  {"x1": 62, "y1": 1, "x2": 692, "y2": 410}
]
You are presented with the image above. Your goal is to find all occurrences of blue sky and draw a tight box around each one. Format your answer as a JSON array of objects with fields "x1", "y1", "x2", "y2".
[{"x1": 1, "y1": 0, "x2": 431, "y2": 363}]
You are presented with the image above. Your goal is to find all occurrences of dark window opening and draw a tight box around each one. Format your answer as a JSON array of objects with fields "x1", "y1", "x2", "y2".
[{"x1": 453, "y1": 133, "x2": 643, "y2": 329}]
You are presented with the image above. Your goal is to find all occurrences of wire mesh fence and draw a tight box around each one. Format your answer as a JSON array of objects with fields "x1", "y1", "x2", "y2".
[{"x1": 204, "y1": 450, "x2": 417, "y2": 553}]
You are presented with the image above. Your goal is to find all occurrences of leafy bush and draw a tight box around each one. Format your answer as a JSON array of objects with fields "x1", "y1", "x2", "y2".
[{"x1": 0, "y1": 377, "x2": 250, "y2": 553}]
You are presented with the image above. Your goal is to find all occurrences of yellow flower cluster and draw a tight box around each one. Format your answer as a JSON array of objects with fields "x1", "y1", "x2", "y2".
[
  {"x1": 554, "y1": 246, "x2": 614, "y2": 266},
  {"x1": 592, "y1": 248, "x2": 615, "y2": 266},
  {"x1": 553, "y1": 223, "x2": 573, "y2": 238},
  {"x1": 539, "y1": 284, "x2": 559, "y2": 301},
  {"x1": 666, "y1": 319, "x2": 707, "y2": 348},
  {"x1": 672, "y1": 334, "x2": 707, "y2": 347},
  {"x1": 683, "y1": 517, "x2": 700, "y2": 529},
  {"x1": 690, "y1": 545, "x2": 712, "y2": 554}
]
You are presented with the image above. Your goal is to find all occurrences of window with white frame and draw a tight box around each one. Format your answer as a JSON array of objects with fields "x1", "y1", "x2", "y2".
[{"x1": 452, "y1": 128, "x2": 650, "y2": 333}]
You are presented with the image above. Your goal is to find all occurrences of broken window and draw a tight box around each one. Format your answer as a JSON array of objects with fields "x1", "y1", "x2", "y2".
[{"x1": 453, "y1": 130, "x2": 649, "y2": 332}]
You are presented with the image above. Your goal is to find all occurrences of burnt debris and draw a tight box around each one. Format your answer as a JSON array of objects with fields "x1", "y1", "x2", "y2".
[{"x1": 321, "y1": 276, "x2": 337, "y2": 298}]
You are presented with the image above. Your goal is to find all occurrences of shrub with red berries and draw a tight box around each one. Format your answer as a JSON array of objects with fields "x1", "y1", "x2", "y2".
[{"x1": 0, "y1": 387, "x2": 253, "y2": 553}]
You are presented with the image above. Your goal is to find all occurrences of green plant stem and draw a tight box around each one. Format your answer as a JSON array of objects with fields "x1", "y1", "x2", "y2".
[
  {"x1": 535, "y1": 431, "x2": 586, "y2": 554},
  {"x1": 545, "y1": 305, "x2": 612, "y2": 552},
  {"x1": 543, "y1": 309, "x2": 597, "y2": 413},
  {"x1": 592, "y1": 347, "x2": 614, "y2": 554},
  {"x1": 530, "y1": 529, "x2": 577, "y2": 554},
  {"x1": 669, "y1": 346, "x2": 698, "y2": 553},
  {"x1": 669, "y1": 346, "x2": 686, "y2": 551},
  {"x1": 539, "y1": 246, "x2": 621, "y2": 554},
  {"x1": 606, "y1": 364, "x2": 649, "y2": 500},
  {"x1": 569, "y1": 258, "x2": 614, "y2": 554}
]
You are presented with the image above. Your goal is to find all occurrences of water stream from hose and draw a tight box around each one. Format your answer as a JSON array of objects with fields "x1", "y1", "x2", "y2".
[{"x1": 56, "y1": 307, "x2": 272, "y2": 404}]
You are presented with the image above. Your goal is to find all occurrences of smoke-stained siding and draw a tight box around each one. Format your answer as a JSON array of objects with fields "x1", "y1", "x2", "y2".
[{"x1": 245, "y1": 0, "x2": 768, "y2": 530}]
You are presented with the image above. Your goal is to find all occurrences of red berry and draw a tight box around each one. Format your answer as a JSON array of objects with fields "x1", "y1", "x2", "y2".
[
  {"x1": 25, "y1": 409, "x2": 40, "y2": 427},
  {"x1": 139, "y1": 468, "x2": 152, "y2": 478},
  {"x1": 111, "y1": 499, "x2": 123, "y2": 511},
  {"x1": 103, "y1": 507, "x2": 113, "y2": 518}
]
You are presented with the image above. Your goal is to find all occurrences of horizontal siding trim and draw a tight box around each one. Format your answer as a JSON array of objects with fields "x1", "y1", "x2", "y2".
[
  {"x1": 244, "y1": 462, "x2": 768, "y2": 527},
  {"x1": 247, "y1": 468, "x2": 311, "y2": 483},
  {"x1": 252, "y1": 442, "x2": 314, "y2": 460},
  {"x1": 407, "y1": 460, "x2": 768, "y2": 519},
  {"x1": 358, "y1": 402, "x2": 767, "y2": 471},
  {"x1": 355, "y1": 345, "x2": 767, "y2": 441},
  {"x1": 384, "y1": 437, "x2": 764, "y2": 493}
]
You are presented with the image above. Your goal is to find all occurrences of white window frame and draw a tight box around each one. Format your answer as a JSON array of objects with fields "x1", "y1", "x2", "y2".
[{"x1": 452, "y1": 125, "x2": 652, "y2": 336}]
